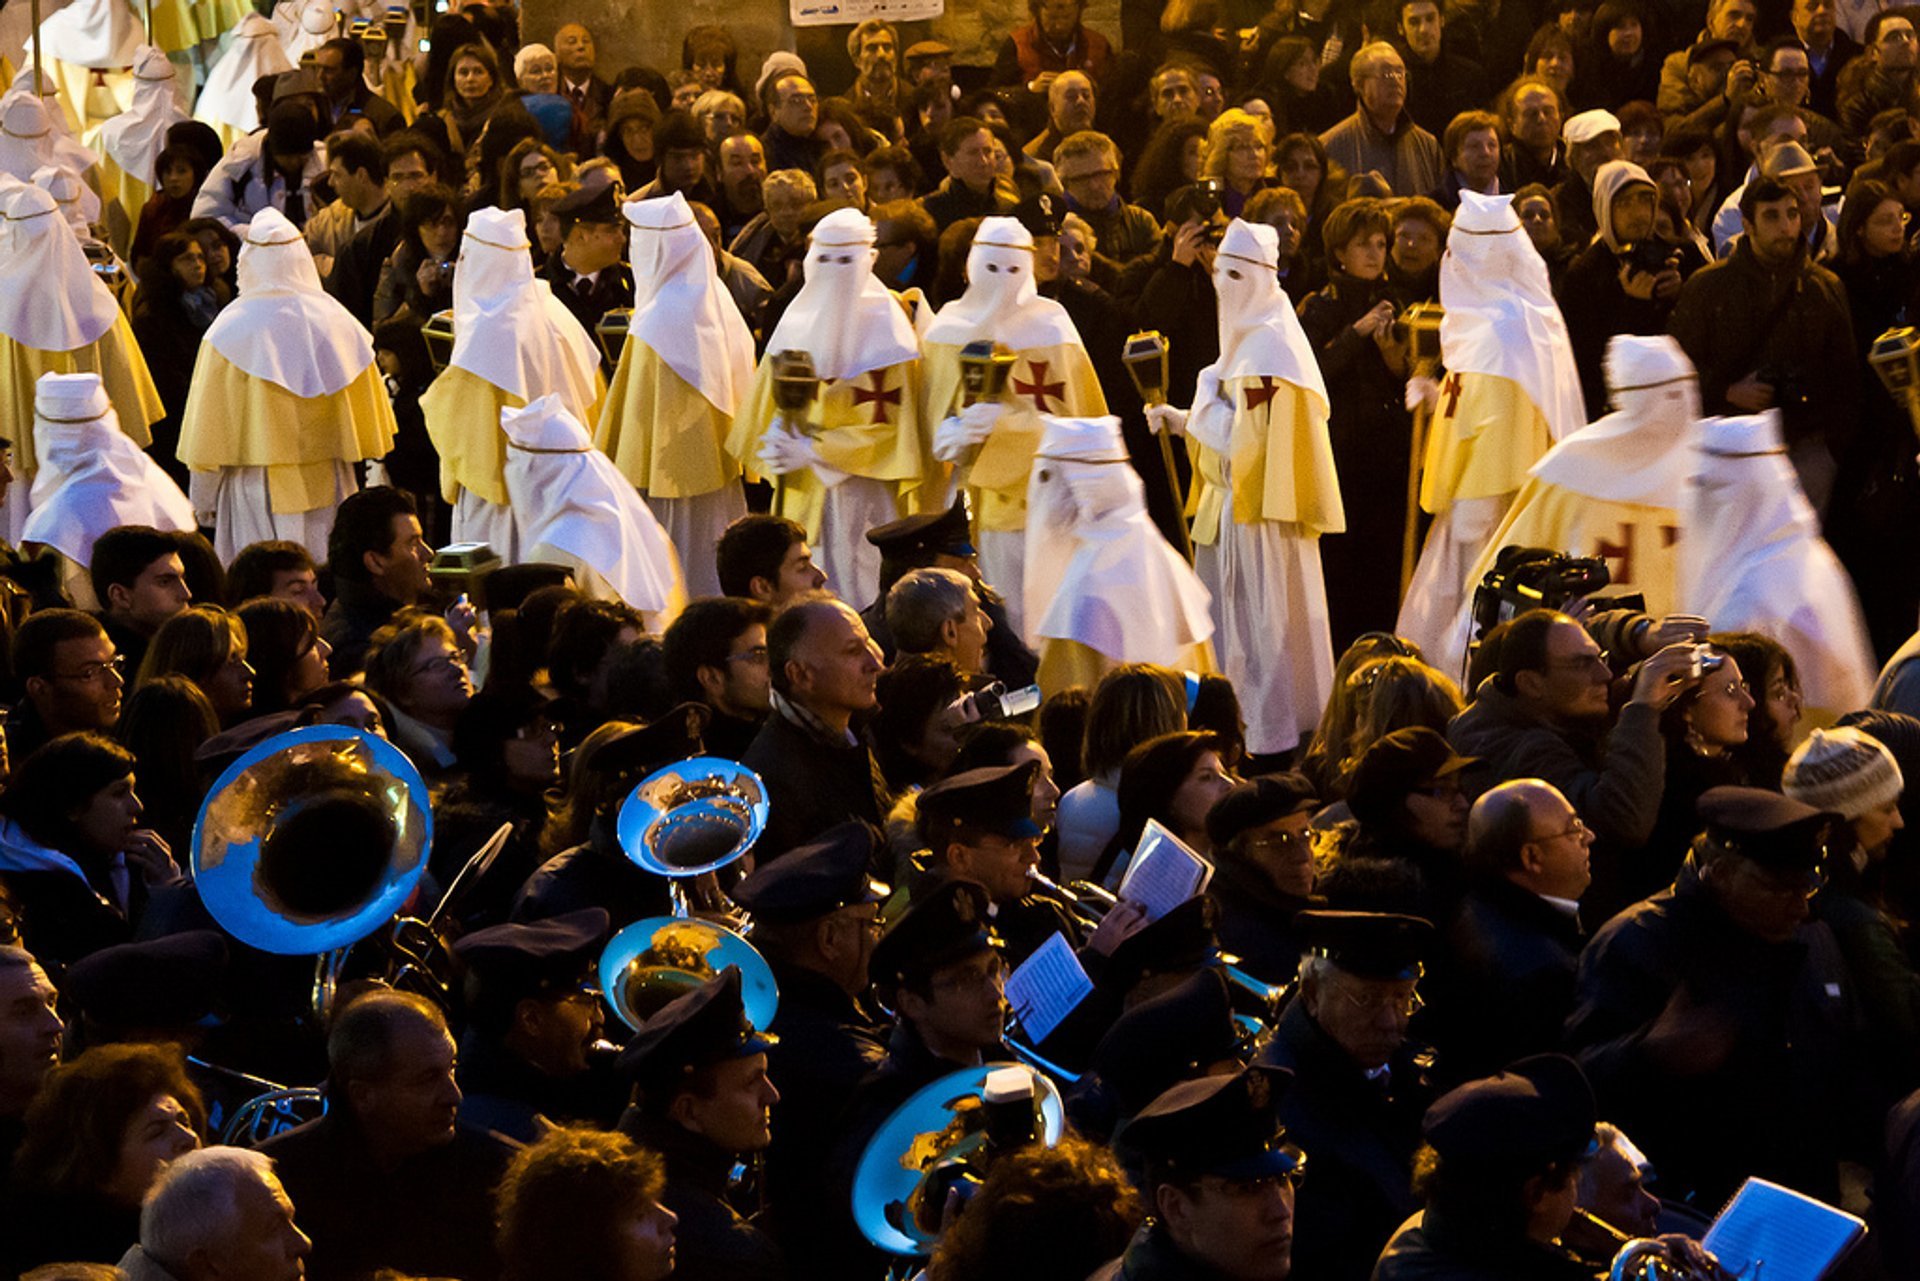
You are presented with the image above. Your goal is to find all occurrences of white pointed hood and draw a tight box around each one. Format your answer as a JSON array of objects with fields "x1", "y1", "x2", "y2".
[
  {"x1": 195, "y1": 13, "x2": 295, "y2": 134},
  {"x1": 1025, "y1": 415, "x2": 1214, "y2": 659},
  {"x1": 98, "y1": 47, "x2": 189, "y2": 185},
  {"x1": 24, "y1": 372, "x2": 195, "y2": 563},
  {"x1": 763, "y1": 207, "x2": 920, "y2": 381},
  {"x1": 33, "y1": 0, "x2": 144, "y2": 69},
  {"x1": 501, "y1": 395, "x2": 685, "y2": 614},
  {"x1": 1212, "y1": 217, "x2": 1328, "y2": 413},
  {"x1": 925, "y1": 215, "x2": 1081, "y2": 350},
  {"x1": 1530, "y1": 335, "x2": 1699, "y2": 509},
  {"x1": 202, "y1": 208, "x2": 375, "y2": 397},
  {"x1": 1439, "y1": 191, "x2": 1587, "y2": 442},
  {"x1": 0, "y1": 179, "x2": 119, "y2": 349},
  {"x1": 449, "y1": 205, "x2": 602, "y2": 415},
  {"x1": 273, "y1": 0, "x2": 338, "y2": 63},
  {"x1": 625, "y1": 191, "x2": 755, "y2": 415}
]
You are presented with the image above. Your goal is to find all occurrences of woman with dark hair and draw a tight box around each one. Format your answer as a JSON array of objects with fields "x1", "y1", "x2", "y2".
[
  {"x1": 1132, "y1": 117, "x2": 1210, "y2": 223},
  {"x1": 1094, "y1": 730, "x2": 1236, "y2": 885},
  {"x1": 1573, "y1": 0, "x2": 1658, "y2": 109},
  {"x1": 1275, "y1": 131, "x2": 1345, "y2": 271},
  {"x1": 1632, "y1": 647, "x2": 1755, "y2": 904},
  {"x1": 1710, "y1": 631, "x2": 1803, "y2": 787},
  {"x1": 928, "y1": 1135, "x2": 1141, "y2": 1281},
  {"x1": 130, "y1": 144, "x2": 215, "y2": 267},
  {"x1": 816, "y1": 97, "x2": 883, "y2": 157},
  {"x1": 436, "y1": 41, "x2": 507, "y2": 157},
  {"x1": 130, "y1": 230, "x2": 229, "y2": 485},
  {"x1": 498, "y1": 138, "x2": 574, "y2": 215},
  {"x1": 416, "y1": 13, "x2": 485, "y2": 115},
  {"x1": 1057, "y1": 664, "x2": 1187, "y2": 880},
  {"x1": 236, "y1": 596, "x2": 332, "y2": 716},
  {"x1": 1257, "y1": 37, "x2": 1345, "y2": 136},
  {"x1": 180, "y1": 216, "x2": 241, "y2": 296},
  {"x1": 496, "y1": 1125, "x2": 676, "y2": 1281},
  {"x1": 375, "y1": 184, "x2": 463, "y2": 327},
  {"x1": 115, "y1": 676, "x2": 220, "y2": 857},
  {"x1": 683, "y1": 24, "x2": 743, "y2": 95},
  {"x1": 872, "y1": 656, "x2": 969, "y2": 794},
  {"x1": 434, "y1": 687, "x2": 563, "y2": 925},
  {"x1": 1525, "y1": 24, "x2": 1577, "y2": 99},
  {"x1": 2, "y1": 1043, "x2": 204, "y2": 1273},
  {"x1": 0, "y1": 733, "x2": 177, "y2": 963},
  {"x1": 600, "y1": 90, "x2": 662, "y2": 192},
  {"x1": 138, "y1": 605, "x2": 253, "y2": 726},
  {"x1": 295, "y1": 679, "x2": 394, "y2": 738}
]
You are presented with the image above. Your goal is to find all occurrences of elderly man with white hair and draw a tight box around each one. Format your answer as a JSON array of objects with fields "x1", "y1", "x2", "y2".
[
  {"x1": 176, "y1": 207, "x2": 397, "y2": 562},
  {"x1": 118, "y1": 1146, "x2": 311, "y2": 1281},
  {"x1": 596, "y1": 191, "x2": 753, "y2": 597}
]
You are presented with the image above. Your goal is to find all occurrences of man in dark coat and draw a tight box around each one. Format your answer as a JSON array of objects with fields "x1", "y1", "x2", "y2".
[
  {"x1": 730, "y1": 824, "x2": 892, "y2": 1269},
  {"x1": 617, "y1": 969, "x2": 787, "y2": 1281},
  {"x1": 1564, "y1": 788, "x2": 1870, "y2": 1207},
  {"x1": 1263, "y1": 911, "x2": 1436, "y2": 1281},
  {"x1": 1435, "y1": 780, "x2": 1590, "y2": 1086},
  {"x1": 540, "y1": 173, "x2": 635, "y2": 361},
  {"x1": 260, "y1": 991, "x2": 518, "y2": 1281}
]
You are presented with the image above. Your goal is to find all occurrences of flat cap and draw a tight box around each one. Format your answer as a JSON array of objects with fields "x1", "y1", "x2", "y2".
[
  {"x1": 919, "y1": 761, "x2": 1043, "y2": 842},
  {"x1": 1120, "y1": 1064, "x2": 1302, "y2": 1180},
  {"x1": 1696, "y1": 786, "x2": 1835, "y2": 873},
  {"x1": 617, "y1": 965, "x2": 775, "y2": 1087},
  {"x1": 1348, "y1": 727, "x2": 1473, "y2": 827},
  {"x1": 453, "y1": 907, "x2": 609, "y2": 1001},
  {"x1": 1206, "y1": 773, "x2": 1318, "y2": 851},
  {"x1": 870, "y1": 879, "x2": 997, "y2": 989},
  {"x1": 866, "y1": 495, "x2": 975, "y2": 559},
  {"x1": 555, "y1": 168, "x2": 622, "y2": 224},
  {"x1": 1423, "y1": 1053, "x2": 1598, "y2": 1171},
  {"x1": 731, "y1": 820, "x2": 889, "y2": 923},
  {"x1": 1298, "y1": 910, "x2": 1432, "y2": 980}
]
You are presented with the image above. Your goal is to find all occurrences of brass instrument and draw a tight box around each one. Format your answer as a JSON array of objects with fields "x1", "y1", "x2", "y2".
[
  {"x1": 190, "y1": 1056, "x2": 329, "y2": 1147},
  {"x1": 597, "y1": 914, "x2": 778, "y2": 1034},
  {"x1": 851, "y1": 1063, "x2": 1066, "y2": 1257},
  {"x1": 192, "y1": 725, "x2": 434, "y2": 1016},
  {"x1": 1400, "y1": 301, "x2": 1445, "y2": 598},
  {"x1": 1565, "y1": 1208, "x2": 1731, "y2": 1281},
  {"x1": 1122, "y1": 329, "x2": 1194, "y2": 561},
  {"x1": 615, "y1": 755, "x2": 768, "y2": 919}
]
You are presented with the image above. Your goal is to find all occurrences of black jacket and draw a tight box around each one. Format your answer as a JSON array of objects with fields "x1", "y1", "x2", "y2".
[
  {"x1": 511, "y1": 813, "x2": 670, "y2": 929},
  {"x1": 620, "y1": 1113, "x2": 787, "y2": 1281},
  {"x1": 259, "y1": 1111, "x2": 517, "y2": 1281},
  {"x1": 320, "y1": 577, "x2": 406, "y2": 678},
  {"x1": 1264, "y1": 997, "x2": 1430, "y2": 1281},
  {"x1": 1374, "y1": 1208, "x2": 1600, "y2": 1281},
  {"x1": 1557, "y1": 237, "x2": 1678, "y2": 419},
  {"x1": 540, "y1": 250, "x2": 634, "y2": 365},
  {"x1": 1208, "y1": 856, "x2": 1315, "y2": 985},
  {"x1": 1564, "y1": 859, "x2": 1867, "y2": 1207},
  {"x1": 1433, "y1": 876, "x2": 1585, "y2": 1085},
  {"x1": 742, "y1": 709, "x2": 890, "y2": 864}
]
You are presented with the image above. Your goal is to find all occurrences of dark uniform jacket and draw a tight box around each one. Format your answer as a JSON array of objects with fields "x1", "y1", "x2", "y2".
[
  {"x1": 1103, "y1": 1222, "x2": 1240, "y2": 1279},
  {"x1": 511, "y1": 813, "x2": 670, "y2": 929},
  {"x1": 539, "y1": 250, "x2": 634, "y2": 361},
  {"x1": 1373, "y1": 1208, "x2": 1601, "y2": 1281},
  {"x1": 1264, "y1": 997, "x2": 1430, "y2": 1281},
  {"x1": 455, "y1": 1034, "x2": 622, "y2": 1144},
  {"x1": 260, "y1": 1112, "x2": 517, "y2": 1281},
  {"x1": 743, "y1": 708, "x2": 890, "y2": 863},
  {"x1": 1564, "y1": 859, "x2": 1866, "y2": 1207},
  {"x1": 1434, "y1": 876, "x2": 1584, "y2": 1085},
  {"x1": 620, "y1": 1114, "x2": 787, "y2": 1281}
]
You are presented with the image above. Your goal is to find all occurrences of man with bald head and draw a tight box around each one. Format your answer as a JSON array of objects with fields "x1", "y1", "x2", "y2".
[
  {"x1": 744, "y1": 595, "x2": 891, "y2": 861},
  {"x1": 1432, "y1": 779, "x2": 1592, "y2": 1084},
  {"x1": 554, "y1": 23, "x2": 612, "y2": 134},
  {"x1": 1026, "y1": 71, "x2": 1096, "y2": 162}
]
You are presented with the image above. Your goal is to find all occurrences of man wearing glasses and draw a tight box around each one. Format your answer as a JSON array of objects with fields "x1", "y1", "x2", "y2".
[
  {"x1": 1263, "y1": 910, "x2": 1435, "y2": 1281},
  {"x1": 1566, "y1": 787, "x2": 1863, "y2": 1207},
  {"x1": 8, "y1": 609, "x2": 124, "y2": 763},
  {"x1": 1318, "y1": 42, "x2": 1443, "y2": 199},
  {"x1": 449, "y1": 907, "x2": 615, "y2": 1143}
]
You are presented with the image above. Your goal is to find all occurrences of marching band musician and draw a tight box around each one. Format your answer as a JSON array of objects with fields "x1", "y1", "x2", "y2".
[
  {"x1": 616, "y1": 966, "x2": 787, "y2": 1281},
  {"x1": 0, "y1": 179, "x2": 162, "y2": 544},
  {"x1": 922, "y1": 213, "x2": 1107, "y2": 639},
  {"x1": 1066, "y1": 968, "x2": 1245, "y2": 1143},
  {"x1": 595, "y1": 191, "x2": 754, "y2": 599},
  {"x1": 726, "y1": 206, "x2": 932, "y2": 600},
  {"x1": 421, "y1": 204, "x2": 604, "y2": 563},
  {"x1": 1147, "y1": 218, "x2": 1346, "y2": 763},
  {"x1": 1397, "y1": 190, "x2": 1587, "y2": 659},
  {"x1": 175, "y1": 207, "x2": 396, "y2": 563}
]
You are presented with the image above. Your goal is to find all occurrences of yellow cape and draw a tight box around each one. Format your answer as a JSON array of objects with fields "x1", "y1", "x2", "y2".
[
  {"x1": 594, "y1": 340, "x2": 739, "y2": 498},
  {"x1": 1463, "y1": 478, "x2": 1681, "y2": 617},
  {"x1": 176, "y1": 346, "x2": 397, "y2": 513},
  {"x1": 0, "y1": 314, "x2": 161, "y2": 477},
  {"x1": 1419, "y1": 371, "x2": 1554, "y2": 513}
]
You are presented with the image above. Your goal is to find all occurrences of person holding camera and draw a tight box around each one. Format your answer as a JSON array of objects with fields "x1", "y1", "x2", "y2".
[
  {"x1": 1668, "y1": 174, "x2": 1856, "y2": 514},
  {"x1": 1557, "y1": 162, "x2": 1687, "y2": 417}
]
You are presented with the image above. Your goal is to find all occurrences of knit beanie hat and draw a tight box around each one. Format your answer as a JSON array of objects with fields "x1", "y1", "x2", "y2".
[{"x1": 1782, "y1": 727, "x2": 1905, "y2": 819}]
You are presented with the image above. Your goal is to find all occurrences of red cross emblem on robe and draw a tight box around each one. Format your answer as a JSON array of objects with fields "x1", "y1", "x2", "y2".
[
  {"x1": 1013, "y1": 359, "x2": 1067, "y2": 413},
  {"x1": 850, "y1": 370, "x2": 902, "y2": 425},
  {"x1": 1244, "y1": 376, "x2": 1282, "y2": 413},
  {"x1": 1440, "y1": 372, "x2": 1466, "y2": 417}
]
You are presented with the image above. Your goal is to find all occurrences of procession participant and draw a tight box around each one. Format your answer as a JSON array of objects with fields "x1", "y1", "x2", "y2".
[
  {"x1": 1146, "y1": 218, "x2": 1343, "y2": 759},
  {"x1": 922, "y1": 213, "x2": 1105, "y2": 639},
  {"x1": 596, "y1": 191, "x2": 754, "y2": 599},
  {"x1": 0, "y1": 85, "x2": 98, "y2": 192},
  {"x1": 0, "y1": 180, "x2": 161, "y2": 544},
  {"x1": 1397, "y1": 190, "x2": 1586, "y2": 660},
  {"x1": 1439, "y1": 335, "x2": 1701, "y2": 675},
  {"x1": 29, "y1": 0, "x2": 141, "y2": 137},
  {"x1": 501, "y1": 395, "x2": 686, "y2": 630},
  {"x1": 726, "y1": 206, "x2": 931, "y2": 600},
  {"x1": 92, "y1": 48, "x2": 188, "y2": 251},
  {"x1": 175, "y1": 207, "x2": 395, "y2": 563},
  {"x1": 1022, "y1": 414, "x2": 1214, "y2": 694},
  {"x1": 21, "y1": 373, "x2": 195, "y2": 611},
  {"x1": 421, "y1": 205, "x2": 603, "y2": 562},
  {"x1": 191, "y1": 12, "x2": 295, "y2": 151},
  {"x1": 1678, "y1": 411, "x2": 1876, "y2": 721}
]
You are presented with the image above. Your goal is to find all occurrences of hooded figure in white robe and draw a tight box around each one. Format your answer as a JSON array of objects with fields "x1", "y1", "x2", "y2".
[
  {"x1": 1439, "y1": 335, "x2": 1701, "y2": 677},
  {"x1": 29, "y1": 0, "x2": 142, "y2": 135},
  {"x1": 271, "y1": 0, "x2": 336, "y2": 64},
  {"x1": 595, "y1": 190, "x2": 752, "y2": 597},
  {"x1": 503, "y1": 395, "x2": 686, "y2": 628},
  {"x1": 1145, "y1": 218, "x2": 1345, "y2": 754},
  {"x1": 93, "y1": 46, "x2": 186, "y2": 241},
  {"x1": 727, "y1": 206, "x2": 929, "y2": 601},
  {"x1": 23, "y1": 371, "x2": 194, "y2": 609},
  {"x1": 0, "y1": 178, "x2": 159, "y2": 542},
  {"x1": 1398, "y1": 189, "x2": 1586, "y2": 658},
  {"x1": 193, "y1": 13, "x2": 294, "y2": 148},
  {"x1": 0, "y1": 91, "x2": 97, "y2": 200},
  {"x1": 420, "y1": 205, "x2": 604, "y2": 563},
  {"x1": 1026, "y1": 414, "x2": 1215, "y2": 694},
  {"x1": 178, "y1": 208, "x2": 396, "y2": 561},
  {"x1": 1679, "y1": 411, "x2": 1876, "y2": 723},
  {"x1": 923, "y1": 213, "x2": 1106, "y2": 638}
]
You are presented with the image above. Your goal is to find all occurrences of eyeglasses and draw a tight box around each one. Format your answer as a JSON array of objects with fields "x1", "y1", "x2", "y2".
[
  {"x1": 51, "y1": 655, "x2": 125, "y2": 684},
  {"x1": 1368, "y1": 66, "x2": 1409, "y2": 81},
  {"x1": 1539, "y1": 816, "x2": 1589, "y2": 843},
  {"x1": 1243, "y1": 830, "x2": 1311, "y2": 857},
  {"x1": 520, "y1": 158, "x2": 555, "y2": 176},
  {"x1": 1334, "y1": 982, "x2": 1422, "y2": 1020},
  {"x1": 932, "y1": 954, "x2": 1008, "y2": 994},
  {"x1": 1546, "y1": 650, "x2": 1611, "y2": 674},
  {"x1": 412, "y1": 651, "x2": 469, "y2": 677},
  {"x1": 516, "y1": 718, "x2": 561, "y2": 740}
]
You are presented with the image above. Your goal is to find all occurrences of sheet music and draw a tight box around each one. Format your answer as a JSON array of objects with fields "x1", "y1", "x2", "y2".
[
  {"x1": 1701, "y1": 1178, "x2": 1867, "y2": 1281},
  {"x1": 1118, "y1": 819, "x2": 1214, "y2": 922},
  {"x1": 1005, "y1": 931, "x2": 1093, "y2": 1044}
]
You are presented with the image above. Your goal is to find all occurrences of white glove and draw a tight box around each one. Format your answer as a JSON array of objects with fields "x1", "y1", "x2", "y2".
[
  {"x1": 1406, "y1": 375, "x2": 1441, "y2": 413},
  {"x1": 757, "y1": 427, "x2": 822, "y2": 477},
  {"x1": 1145, "y1": 403, "x2": 1188, "y2": 438},
  {"x1": 933, "y1": 401, "x2": 1000, "y2": 461},
  {"x1": 1186, "y1": 369, "x2": 1234, "y2": 455}
]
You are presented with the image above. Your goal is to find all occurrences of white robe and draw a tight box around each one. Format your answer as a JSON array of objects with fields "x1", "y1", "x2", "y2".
[
  {"x1": 191, "y1": 462, "x2": 355, "y2": 563},
  {"x1": 650, "y1": 490, "x2": 746, "y2": 600}
]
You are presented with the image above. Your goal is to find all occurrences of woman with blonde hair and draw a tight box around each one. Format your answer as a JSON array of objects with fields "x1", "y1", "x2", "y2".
[
  {"x1": 1334, "y1": 655, "x2": 1465, "y2": 792},
  {"x1": 1299, "y1": 632, "x2": 1422, "y2": 798},
  {"x1": 1056, "y1": 663, "x2": 1188, "y2": 880},
  {"x1": 1201, "y1": 107, "x2": 1274, "y2": 218}
]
